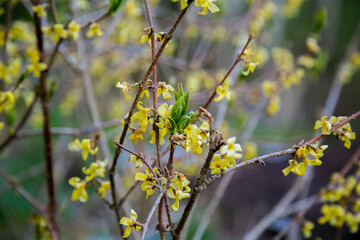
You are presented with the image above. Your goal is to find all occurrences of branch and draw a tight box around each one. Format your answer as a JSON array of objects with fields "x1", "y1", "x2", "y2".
[
  {"x1": 0, "y1": 168, "x2": 46, "y2": 216},
  {"x1": 202, "y1": 33, "x2": 255, "y2": 109},
  {"x1": 140, "y1": 191, "x2": 165, "y2": 240}
]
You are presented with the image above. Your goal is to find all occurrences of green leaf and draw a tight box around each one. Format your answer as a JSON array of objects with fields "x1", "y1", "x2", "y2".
[
  {"x1": 313, "y1": 8, "x2": 327, "y2": 34},
  {"x1": 14, "y1": 71, "x2": 27, "y2": 90},
  {"x1": 167, "y1": 117, "x2": 177, "y2": 134},
  {"x1": 171, "y1": 95, "x2": 185, "y2": 123},
  {"x1": 110, "y1": 0, "x2": 123, "y2": 14},
  {"x1": 5, "y1": 107, "x2": 17, "y2": 128}
]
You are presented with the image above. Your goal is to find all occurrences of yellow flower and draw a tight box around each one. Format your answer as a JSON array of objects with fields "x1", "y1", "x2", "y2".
[
  {"x1": 129, "y1": 129, "x2": 144, "y2": 144},
  {"x1": 341, "y1": 131, "x2": 355, "y2": 149},
  {"x1": 135, "y1": 168, "x2": 158, "y2": 199},
  {"x1": 167, "y1": 187, "x2": 190, "y2": 211},
  {"x1": 131, "y1": 102, "x2": 151, "y2": 131},
  {"x1": 306, "y1": 37, "x2": 321, "y2": 54},
  {"x1": 241, "y1": 62, "x2": 258, "y2": 77},
  {"x1": 139, "y1": 27, "x2": 152, "y2": 44},
  {"x1": 262, "y1": 80, "x2": 277, "y2": 97},
  {"x1": 155, "y1": 32, "x2": 166, "y2": 43},
  {"x1": 32, "y1": 4, "x2": 47, "y2": 18},
  {"x1": 171, "y1": 0, "x2": 189, "y2": 10},
  {"x1": 210, "y1": 154, "x2": 230, "y2": 174},
  {"x1": 150, "y1": 128, "x2": 168, "y2": 145},
  {"x1": 27, "y1": 57, "x2": 47, "y2": 77},
  {"x1": 52, "y1": 24, "x2": 68, "y2": 42},
  {"x1": 220, "y1": 137, "x2": 242, "y2": 158},
  {"x1": 0, "y1": 91, "x2": 15, "y2": 113},
  {"x1": 68, "y1": 177, "x2": 88, "y2": 202},
  {"x1": 68, "y1": 20, "x2": 81, "y2": 41},
  {"x1": 98, "y1": 181, "x2": 110, "y2": 199},
  {"x1": 243, "y1": 142, "x2": 258, "y2": 161},
  {"x1": 157, "y1": 82, "x2": 175, "y2": 99},
  {"x1": 42, "y1": 26, "x2": 52, "y2": 37},
  {"x1": 82, "y1": 159, "x2": 108, "y2": 181},
  {"x1": 301, "y1": 221, "x2": 314, "y2": 238},
  {"x1": 128, "y1": 154, "x2": 143, "y2": 168},
  {"x1": 140, "y1": 89, "x2": 149, "y2": 99},
  {"x1": 86, "y1": 23, "x2": 103, "y2": 38},
  {"x1": 120, "y1": 209, "x2": 142, "y2": 238},
  {"x1": 195, "y1": 0, "x2": 220, "y2": 15},
  {"x1": 266, "y1": 95, "x2": 281, "y2": 116},
  {"x1": 298, "y1": 55, "x2": 314, "y2": 69},
  {"x1": 68, "y1": 139, "x2": 99, "y2": 160},
  {"x1": 215, "y1": 80, "x2": 231, "y2": 102},
  {"x1": 282, "y1": 160, "x2": 307, "y2": 176},
  {"x1": 314, "y1": 116, "x2": 332, "y2": 135},
  {"x1": 318, "y1": 204, "x2": 345, "y2": 228},
  {"x1": 116, "y1": 82, "x2": 132, "y2": 100}
]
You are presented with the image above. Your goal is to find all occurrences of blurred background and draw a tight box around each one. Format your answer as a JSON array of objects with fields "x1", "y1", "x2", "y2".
[{"x1": 0, "y1": 0, "x2": 359, "y2": 239}]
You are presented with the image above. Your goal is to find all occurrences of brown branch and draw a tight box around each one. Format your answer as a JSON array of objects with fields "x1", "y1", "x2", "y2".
[
  {"x1": 80, "y1": 9, "x2": 111, "y2": 29},
  {"x1": 140, "y1": 191, "x2": 165, "y2": 240},
  {"x1": 0, "y1": 168, "x2": 46, "y2": 216},
  {"x1": 33, "y1": 2, "x2": 59, "y2": 238},
  {"x1": 206, "y1": 110, "x2": 360, "y2": 185},
  {"x1": 202, "y1": 33, "x2": 255, "y2": 109},
  {"x1": 112, "y1": 141, "x2": 160, "y2": 183},
  {"x1": 173, "y1": 133, "x2": 224, "y2": 240},
  {"x1": 48, "y1": 0, "x2": 58, "y2": 23},
  {"x1": 108, "y1": 3, "x2": 193, "y2": 234}
]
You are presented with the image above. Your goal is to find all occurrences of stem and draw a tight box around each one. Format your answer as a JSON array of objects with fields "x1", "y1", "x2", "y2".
[
  {"x1": 167, "y1": 143, "x2": 175, "y2": 175},
  {"x1": 140, "y1": 191, "x2": 165, "y2": 240},
  {"x1": 173, "y1": 135, "x2": 223, "y2": 240},
  {"x1": 158, "y1": 196, "x2": 166, "y2": 240},
  {"x1": 202, "y1": 33, "x2": 255, "y2": 109},
  {"x1": 33, "y1": 3, "x2": 59, "y2": 238}
]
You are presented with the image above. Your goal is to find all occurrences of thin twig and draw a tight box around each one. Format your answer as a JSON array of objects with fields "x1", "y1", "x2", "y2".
[
  {"x1": 33, "y1": 2, "x2": 59, "y2": 238},
  {"x1": 202, "y1": 33, "x2": 255, "y2": 109},
  {"x1": 140, "y1": 191, "x2": 165, "y2": 240},
  {"x1": 48, "y1": 0, "x2": 58, "y2": 23},
  {"x1": 0, "y1": 168, "x2": 46, "y2": 216}
]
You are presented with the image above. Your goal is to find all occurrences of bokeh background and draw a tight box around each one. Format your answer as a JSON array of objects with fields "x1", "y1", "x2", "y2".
[{"x1": 0, "y1": 0, "x2": 359, "y2": 239}]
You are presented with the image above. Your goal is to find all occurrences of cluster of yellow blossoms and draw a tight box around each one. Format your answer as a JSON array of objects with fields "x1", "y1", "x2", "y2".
[
  {"x1": 316, "y1": 170, "x2": 360, "y2": 236},
  {"x1": 314, "y1": 116, "x2": 356, "y2": 149},
  {"x1": 282, "y1": 142, "x2": 327, "y2": 177},
  {"x1": 171, "y1": 0, "x2": 220, "y2": 15},
  {"x1": 68, "y1": 139, "x2": 110, "y2": 202},
  {"x1": 210, "y1": 137, "x2": 243, "y2": 174},
  {"x1": 42, "y1": 21, "x2": 81, "y2": 42},
  {"x1": 250, "y1": 1, "x2": 276, "y2": 35}
]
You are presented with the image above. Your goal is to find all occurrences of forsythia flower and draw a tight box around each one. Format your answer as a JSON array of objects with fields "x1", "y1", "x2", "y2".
[
  {"x1": 68, "y1": 177, "x2": 88, "y2": 202},
  {"x1": 140, "y1": 27, "x2": 152, "y2": 44},
  {"x1": 155, "y1": 32, "x2": 166, "y2": 43},
  {"x1": 302, "y1": 221, "x2": 314, "y2": 238},
  {"x1": 129, "y1": 129, "x2": 144, "y2": 144},
  {"x1": 32, "y1": 4, "x2": 47, "y2": 18},
  {"x1": 116, "y1": 82, "x2": 132, "y2": 100},
  {"x1": 82, "y1": 159, "x2": 108, "y2": 181},
  {"x1": 314, "y1": 116, "x2": 332, "y2": 135},
  {"x1": 306, "y1": 37, "x2": 321, "y2": 54},
  {"x1": 220, "y1": 137, "x2": 242, "y2": 158},
  {"x1": 135, "y1": 168, "x2": 159, "y2": 199},
  {"x1": 98, "y1": 181, "x2": 110, "y2": 199},
  {"x1": 171, "y1": 0, "x2": 189, "y2": 10},
  {"x1": 128, "y1": 154, "x2": 143, "y2": 168},
  {"x1": 86, "y1": 23, "x2": 103, "y2": 38},
  {"x1": 68, "y1": 138, "x2": 99, "y2": 160},
  {"x1": 157, "y1": 82, "x2": 175, "y2": 99},
  {"x1": 210, "y1": 154, "x2": 230, "y2": 174},
  {"x1": 150, "y1": 128, "x2": 168, "y2": 145},
  {"x1": 120, "y1": 209, "x2": 142, "y2": 238},
  {"x1": 52, "y1": 24, "x2": 68, "y2": 42},
  {"x1": 215, "y1": 80, "x2": 231, "y2": 102},
  {"x1": 167, "y1": 172, "x2": 191, "y2": 211},
  {"x1": 68, "y1": 20, "x2": 81, "y2": 40},
  {"x1": 131, "y1": 102, "x2": 151, "y2": 131},
  {"x1": 194, "y1": 0, "x2": 220, "y2": 15},
  {"x1": 0, "y1": 91, "x2": 15, "y2": 113},
  {"x1": 266, "y1": 95, "x2": 281, "y2": 116},
  {"x1": 318, "y1": 204, "x2": 345, "y2": 228},
  {"x1": 262, "y1": 80, "x2": 277, "y2": 97},
  {"x1": 282, "y1": 160, "x2": 307, "y2": 176}
]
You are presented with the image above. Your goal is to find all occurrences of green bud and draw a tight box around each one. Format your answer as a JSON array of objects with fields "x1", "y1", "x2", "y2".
[{"x1": 110, "y1": 0, "x2": 123, "y2": 14}]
